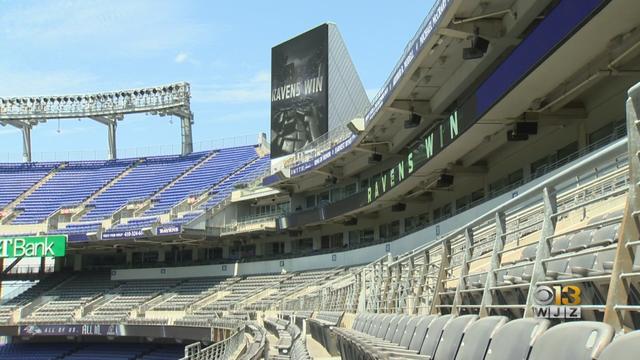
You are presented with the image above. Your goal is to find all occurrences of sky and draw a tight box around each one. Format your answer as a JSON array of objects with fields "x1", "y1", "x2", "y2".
[{"x1": 0, "y1": 0, "x2": 436, "y2": 161}]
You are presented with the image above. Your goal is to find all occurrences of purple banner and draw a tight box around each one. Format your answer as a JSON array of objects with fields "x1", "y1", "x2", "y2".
[
  {"x1": 155, "y1": 225, "x2": 181, "y2": 236},
  {"x1": 364, "y1": 0, "x2": 451, "y2": 124},
  {"x1": 19, "y1": 324, "x2": 123, "y2": 336},
  {"x1": 101, "y1": 229, "x2": 144, "y2": 240},
  {"x1": 290, "y1": 133, "x2": 357, "y2": 176}
]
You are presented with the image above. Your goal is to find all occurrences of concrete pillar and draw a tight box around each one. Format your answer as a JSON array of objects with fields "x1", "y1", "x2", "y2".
[
  {"x1": 312, "y1": 234, "x2": 322, "y2": 251},
  {"x1": 577, "y1": 122, "x2": 587, "y2": 150},
  {"x1": 284, "y1": 239, "x2": 293, "y2": 254},
  {"x1": 21, "y1": 126, "x2": 32, "y2": 163},
  {"x1": 108, "y1": 121, "x2": 117, "y2": 160},
  {"x1": 181, "y1": 114, "x2": 193, "y2": 155},
  {"x1": 158, "y1": 249, "x2": 166, "y2": 263},
  {"x1": 54, "y1": 257, "x2": 64, "y2": 272},
  {"x1": 73, "y1": 254, "x2": 82, "y2": 271},
  {"x1": 125, "y1": 251, "x2": 133, "y2": 265},
  {"x1": 222, "y1": 245, "x2": 230, "y2": 259},
  {"x1": 255, "y1": 242, "x2": 264, "y2": 257},
  {"x1": 191, "y1": 248, "x2": 198, "y2": 262}
]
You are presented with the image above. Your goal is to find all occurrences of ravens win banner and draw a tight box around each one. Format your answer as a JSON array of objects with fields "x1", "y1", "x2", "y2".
[{"x1": 271, "y1": 24, "x2": 328, "y2": 159}]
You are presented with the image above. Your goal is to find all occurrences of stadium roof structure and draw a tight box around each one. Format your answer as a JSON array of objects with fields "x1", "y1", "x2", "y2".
[{"x1": 0, "y1": 82, "x2": 194, "y2": 162}]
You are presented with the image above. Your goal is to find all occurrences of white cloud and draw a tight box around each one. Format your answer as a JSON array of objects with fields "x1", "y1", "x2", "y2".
[
  {"x1": 0, "y1": 0, "x2": 210, "y2": 55},
  {"x1": 192, "y1": 70, "x2": 271, "y2": 104},
  {"x1": 175, "y1": 52, "x2": 189, "y2": 64}
]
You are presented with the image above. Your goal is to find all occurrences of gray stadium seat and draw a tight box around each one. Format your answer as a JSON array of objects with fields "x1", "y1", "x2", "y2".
[
  {"x1": 528, "y1": 321, "x2": 614, "y2": 360},
  {"x1": 484, "y1": 318, "x2": 549, "y2": 360},
  {"x1": 545, "y1": 257, "x2": 569, "y2": 280},
  {"x1": 551, "y1": 235, "x2": 572, "y2": 256},
  {"x1": 432, "y1": 314, "x2": 477, "y2": 360},
  {"x1": 419, "y1": 314, "x2": 453, "y2": 358},
  {"x1": 371, "y1": 315, "x2": 437, "y2": 359},
  {"x1": 598, "y1": 331, "x2": 640, "y2": 360},
  {"x1": 557, "y1": 253, "x2": 598, "y2": 279},
  {"x1": 455, "y1": 316, "x2": 508, "y2": 360},
  {"x1": 566, "y1": 230, "x2": 594, "y2": 253},
  {"x1": 590, "y1": 224, "x2": 618, "y2": 247}
]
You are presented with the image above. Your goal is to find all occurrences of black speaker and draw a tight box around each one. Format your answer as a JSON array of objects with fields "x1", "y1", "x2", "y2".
[
  {"x1": 344, "y1": 218, "x2": 358, "y2": 226},
  {"x1": 391, "y1": 203, "x2": 407, "y2": 212},
  {"x1": 507, "y1": 130, "x2": 529, "y2": 141},
  {"x1": 437, "y1": 174, "x2": 454, "y2": 187},
  {"x1": 404, "y1": 112, "x2": 421, "y2": 129},
  {"x1": 515, "y1": 122, "x2": 538, "y2": 135},
  {"x1": 507, "y1": 122, "x2": 537, "y2": 141},
  {"x1": 463, "y1": 36, "x2": 490, "y2": 60},
  {"x1": 369, "y1": 153, "x2": 383, "y2": 164}
]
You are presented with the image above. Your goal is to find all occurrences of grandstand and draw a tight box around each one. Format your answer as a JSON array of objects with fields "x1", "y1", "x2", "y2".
[{"x1": 2, "y1": 0, "x2": 640, "y2": 359}]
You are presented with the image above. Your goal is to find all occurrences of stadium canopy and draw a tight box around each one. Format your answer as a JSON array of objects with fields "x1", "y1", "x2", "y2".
[{"x1": 0, "y1": 82, "x2": 194, "y2": 162}]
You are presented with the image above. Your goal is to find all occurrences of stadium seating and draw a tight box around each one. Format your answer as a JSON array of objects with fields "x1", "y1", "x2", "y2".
[
  {"x1": 81, "y1": 152, "x2": 207, "y2": 221},
  {"x1": 143, "y1": 145, "x2": 259, "y2": 215},
  {"x1": 12, "y1": 160, "x2": 133, "y2": 224},
  {"x1": 202, "y1": 155, "x2": 270, "y2": 209},
  {"x1": 0, "y1": 162, "x2": 58, "y2": 209}
]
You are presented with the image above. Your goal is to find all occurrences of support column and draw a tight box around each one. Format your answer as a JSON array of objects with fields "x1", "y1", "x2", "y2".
[
  {"x1": 73, "y1": 254, "x2": 82, "y2": 271},
  {"x1": 22, "y1": 126, "x2": 32, "y2": 163},
  {"x1": 181, "y1": 114, "x2": 193, "y2": 155},
  {"x1": 158, "y1": 249, "x2": 166, "y2": 263},
  {"x1": 108, "y1": 121, "x2": 117, "y2": 160}
]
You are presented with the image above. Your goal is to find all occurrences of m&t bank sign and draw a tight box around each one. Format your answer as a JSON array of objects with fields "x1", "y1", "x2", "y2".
[{"x1": 0, "y1": 235, "x2": 67, "y2": 257}]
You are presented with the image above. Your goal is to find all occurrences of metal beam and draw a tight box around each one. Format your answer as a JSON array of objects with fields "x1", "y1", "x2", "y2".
[{"x1": 181, "y1": 112, "x2": 193, "y2": 155}]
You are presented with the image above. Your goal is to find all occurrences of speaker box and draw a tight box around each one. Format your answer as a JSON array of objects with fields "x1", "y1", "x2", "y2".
[
  {"x1": 391, "y1": 203, "x2": 407, "y2": 212},
  {"x1": 437, "y1": 174, "x2": 454, "y2": 187},
  {"x1": 369, "y1": 153, "x2": 383, "y2": 164},
  {"x1": 404, "y1": 112, "x2": 421, "y2": 129}
]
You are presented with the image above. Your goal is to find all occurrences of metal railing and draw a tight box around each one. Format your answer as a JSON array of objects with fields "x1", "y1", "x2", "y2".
[
  {"x1": 281, "y1": 137, "x2": 629, "y2": 314},
  {"x1": 0, "y1": 134, "x2": 257, "y2": 162},
  {"x1": 180, "y1": 328, "x2": 245, "y2": 360}
]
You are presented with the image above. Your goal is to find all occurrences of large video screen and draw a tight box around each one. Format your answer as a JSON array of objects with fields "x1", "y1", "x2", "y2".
[{"x1": 271, "y1": 24, "x2": 328, "y2": 159}]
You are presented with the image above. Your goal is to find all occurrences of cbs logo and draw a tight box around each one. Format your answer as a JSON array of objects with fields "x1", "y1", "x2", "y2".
[{"x1": 534, "y1": 285, "x2": 581, "y2": 306}]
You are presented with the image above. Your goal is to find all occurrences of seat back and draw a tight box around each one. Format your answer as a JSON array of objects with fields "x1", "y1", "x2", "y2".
[
  {"x1": 419, "y1": 314, "x2": 452, "y2": 357},
  {"x1": 407, "y1": 315, "x2": 437, "y2": 351},
  {"x1": 591, "y1": 224, "x2": 619, "y2": 247},
  {"x1": 352, "y1": 314, "x2": 366, "y2": 331},
  {"x1": 398, "y1": 315, "x2": 422, "y2": 348},
  {"x1": 379, "y1": 315, "x2": 401, "y2": 339},
  {"x1": 522, "y1": 245, "x2": 537, "y2": 261},
  {"x1": 368, "y1": 314, "x2": 388, "y2": 336},
  {"x1": 598, "y1": 331, "x2": 640, "y2": 360},
  {"x1": 567, "y1": 253, "x2": 597, "y2": 273},
  {"x1": 567, "y1": 230, "x2": 594, "y2": 252},
  {"x1": 484, "y1": 318, "x2": 549, "y2": 360},
  {"x1": 386, "y1": 315, "x2": 409, "y2": 342},
  {"x1": 551, "y1": 236, "x2": 572, "y2": 255},
  {"x1": 366, "y1": 314, "x2": 385, "y2": 335},
  {"x1": 528, "y1": 321, "x2": 614, "y2": 360},
  {"x1": 455, "y1": 316, "x2": 508, "y2": 360},
  {"x1": 433, "y1": 314, "x2": 477, "y2": 360}
]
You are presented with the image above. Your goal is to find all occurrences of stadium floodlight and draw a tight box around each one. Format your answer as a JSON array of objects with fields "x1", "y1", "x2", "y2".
[{"x1": 0, "y1": 82, "x2": 193, "y2": 162}]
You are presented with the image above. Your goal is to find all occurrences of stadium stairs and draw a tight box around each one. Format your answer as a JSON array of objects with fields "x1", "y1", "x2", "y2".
[
  {"x1": 69, "y1": 158, "x2": 143, "y2": 222},
  {"x1": 132, "y1": 150, "x2": 219, "y2": 217},
  {"x1": 0, "y1": 162, "x2": 64, "y2": 226}
]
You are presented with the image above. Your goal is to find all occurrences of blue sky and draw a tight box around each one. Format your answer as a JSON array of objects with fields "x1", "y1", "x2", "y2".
[{"x1": 0, "y1": 0, "x2": 435, "y2": 161}]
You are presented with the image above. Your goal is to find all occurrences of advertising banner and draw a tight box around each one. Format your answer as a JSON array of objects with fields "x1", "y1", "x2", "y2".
[
  {"x1": 0, "y1": 235, "x2": 66, "y2": 258},
  {"x1": 271, "y1": 24, "x2": 328, "y2": 158}
]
